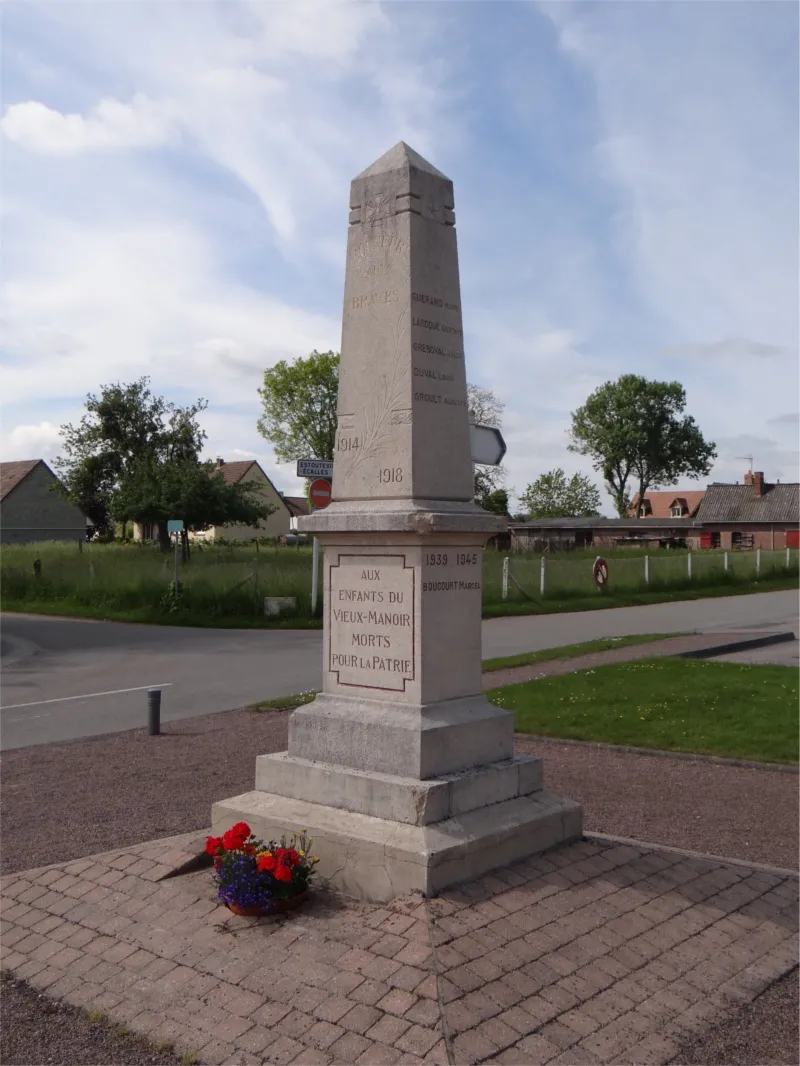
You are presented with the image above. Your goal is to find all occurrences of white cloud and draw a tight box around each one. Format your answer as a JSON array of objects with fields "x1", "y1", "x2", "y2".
[
  {"x1": 1, "y1": 94, "x2": 176, "y2": 155},
  {"x1": 1, "y1": 1, "x2": 797, "y2": 504},
  {"x1": 660, "y1": 337, "x2": 787, "y2": 361},
  {"x1": 6, "y1": 421, "x2": 62, "y2": 460}
]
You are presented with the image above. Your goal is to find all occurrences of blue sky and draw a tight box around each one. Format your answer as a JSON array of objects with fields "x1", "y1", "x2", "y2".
[{"x1": 2, "y1": 0, "x2": 798, "y2": 511}]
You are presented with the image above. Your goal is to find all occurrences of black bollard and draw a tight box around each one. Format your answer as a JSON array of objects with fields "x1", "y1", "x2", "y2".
[{"x1": 147, "y1": 689, "x2": 161, "y2": 735}]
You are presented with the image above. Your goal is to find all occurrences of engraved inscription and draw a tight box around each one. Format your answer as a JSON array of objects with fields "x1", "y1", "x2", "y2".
[
  {"x1": 412, "y1": 342, "x2": 463, "y2": 359},
  {"x1": 329, "y1": 555, "x2": 415, "y2": 692},
  {"x1": 353, "y1": 234, "x2": 409, "y2": 279},
  {"x1": 412, "y1": 292, "x2": 459, "y2": 312},
  {"x1": 414, "y1": 392, "x2": 468, "y2": 407},
  {"x1": 351, "y1": 289, "x2": 399, "y2": 310},
  {"x1": 422, "y1": 550, "x2": 481, "y2": 593}
]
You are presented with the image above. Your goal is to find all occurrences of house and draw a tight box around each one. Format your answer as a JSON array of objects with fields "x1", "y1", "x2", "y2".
[
  {"x1": 283, "y1": 495, "x2": 310, "y2": 532},
  {"x1": 629, "y1": 490, "x2": 705, "y2": 519},
  {"x1": 0, "y1": 459, "x2": 89, "y2": 544},
  {"x1": 510, "y1": 470, "x2": 800, "y2": 552},
  {"x1": 133, "y1": 458, "x2": 296, "y2": 543},
  {"x1": 509, "y1": 517, "x2": 700, "y2": 552},
  {"x1": 693, "y1": 471, "x2": 799, "y2": 550}
]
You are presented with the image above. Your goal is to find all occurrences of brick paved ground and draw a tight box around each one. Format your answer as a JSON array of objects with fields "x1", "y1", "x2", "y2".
[{"x1": 1, "y1": 832, "x2": 796, "y2": 1065}]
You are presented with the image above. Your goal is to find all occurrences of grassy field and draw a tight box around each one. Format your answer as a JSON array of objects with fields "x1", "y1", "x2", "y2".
[
  {"x1": 1, "y1": 539, "x2": 797, "y2": 627},
  {"x1": 488, "y1": 658, "x2": 799, "y2": 764}
]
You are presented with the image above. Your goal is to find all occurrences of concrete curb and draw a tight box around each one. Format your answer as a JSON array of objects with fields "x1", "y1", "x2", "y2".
[
  {"x1": 677, "y1": 630, "x2": 797, "y2": 659},
  {"x1": 585, "y1": 830, "x2": 800, "y2": 879},
  {"x1": 515, "y1": 732, "x2": 799, "y2": 773}
]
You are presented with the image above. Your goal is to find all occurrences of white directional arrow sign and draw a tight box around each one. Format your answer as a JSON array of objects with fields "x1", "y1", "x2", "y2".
[{"x1": 470, "y1": 424, "x2": 507, "y2": 466}]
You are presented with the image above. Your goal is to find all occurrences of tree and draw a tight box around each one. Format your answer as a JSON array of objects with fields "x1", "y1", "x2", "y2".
[
  {"x1": 519, "y1": 469, "x2": 602, "y2": 519},
  {"x1": 569, "y1": 375, "x2": 716, "y2": 517},
  {"x1": 479, "y1": 488, "x2": 510, "y2": 517},
  {"x1": 257, "y1": 350, "x2": 339, "y2": 463},
  {"x1": 55, "y1": 378, "x2": 208, "y2": 536},
  {"x1": 468, "y1": 383, "x2": 506, "y2": 505},
  {"x1": 257, "y1": 353, "x2": 507, "y2": 509},
  {"x1": 110, "y1": 458, "x2": 273, "y2": 550}
]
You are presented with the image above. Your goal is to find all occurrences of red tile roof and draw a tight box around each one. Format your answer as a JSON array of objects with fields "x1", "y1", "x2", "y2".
[
  {"x1": 0, "y1": 459, "x2": 42, "y2": 501},
  {"x1": 283, "y1": 495, "x2": 310, "y2": 517},
  {"x1": 212, "y1": 459, "x2": 257, "y2": 485},
  {"x1": 629, "y1": 490, "x2": 706, "y2": 519}
]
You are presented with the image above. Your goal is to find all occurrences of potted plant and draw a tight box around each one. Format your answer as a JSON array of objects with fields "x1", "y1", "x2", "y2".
[{"x1": 205, "y1": 822, "x2": 319, "y2": 916}]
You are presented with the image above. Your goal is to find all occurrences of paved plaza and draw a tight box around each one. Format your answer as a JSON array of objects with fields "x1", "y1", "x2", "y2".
[{"x1": 1, "y1": 831, "x2": 796, "y2": 1065}]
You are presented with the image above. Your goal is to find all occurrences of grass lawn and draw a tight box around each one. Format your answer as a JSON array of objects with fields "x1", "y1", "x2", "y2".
[
  {"x1": 482, "y1": 633, "x2": 683, "y2": 672},
  {"x1": 487, "y1": 658, "x2": 799, "y2": 764}
]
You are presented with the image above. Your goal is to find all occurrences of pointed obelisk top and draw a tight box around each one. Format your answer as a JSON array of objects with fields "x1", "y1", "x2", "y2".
[{"x1": 355, "y1": 141, "x2": 450, "y2": 181}]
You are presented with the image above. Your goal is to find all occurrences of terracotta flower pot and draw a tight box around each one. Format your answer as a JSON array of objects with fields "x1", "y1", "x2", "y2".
[{"x1": 224, "y1": 890, "x2": 309, "y2": 918}]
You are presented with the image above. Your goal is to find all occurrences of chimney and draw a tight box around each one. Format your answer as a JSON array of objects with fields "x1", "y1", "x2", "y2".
[
  {"x1": 752, "y1": 471, "x2": 764, "y2": 497},
  {"x1": 216, "y1": 457, "x2": 225, "y2": 469},
  {"x1": 744, "y1": 470, "x2": 753, "y2": 486}
]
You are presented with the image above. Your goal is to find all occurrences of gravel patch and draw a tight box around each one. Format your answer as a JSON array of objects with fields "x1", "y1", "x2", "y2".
[
  {"x1": 674, "y1": 966, "x2": 799, "y2": 1065},
  {"x1": 0, "y1": 971, "x2": 185, "y2": 1066},
  {"x1": 516, "y1": 734, "x2": 799, "y2": 870},
  {"x1": 0, "y1": 707, "x2": 289, "y2": 876}
]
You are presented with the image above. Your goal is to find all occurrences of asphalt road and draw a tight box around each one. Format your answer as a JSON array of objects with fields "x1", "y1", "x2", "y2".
[{"x1": 1, "y1": 589, "x2": 797, "y2": 750}]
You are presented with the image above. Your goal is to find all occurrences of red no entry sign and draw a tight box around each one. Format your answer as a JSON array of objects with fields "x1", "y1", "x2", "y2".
[
  {"x1": 309, "y1": 478, "x2": 332, "y2": 510},
  {"x1": 593, "y1": 557, "x2": 609, "y2": 587}
]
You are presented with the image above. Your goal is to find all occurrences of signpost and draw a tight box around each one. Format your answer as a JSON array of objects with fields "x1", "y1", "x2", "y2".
[
  {"x1": 167, "y1": 520, "x2": 184, "y2": 594},
  {"x1": 469, "y1": 424, "x2": 506, "y2": 466},
  {"x1": 297, "y1": 459, "x2": 334, "y2": 479},
  {"x1": 308, "y1": 479, "x2": 332, "y2": 510}
]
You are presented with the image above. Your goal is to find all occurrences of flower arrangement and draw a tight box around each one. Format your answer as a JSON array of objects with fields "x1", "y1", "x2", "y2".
[{"x1": 205, "y1": 822, "x2": 319, "y2": 915}]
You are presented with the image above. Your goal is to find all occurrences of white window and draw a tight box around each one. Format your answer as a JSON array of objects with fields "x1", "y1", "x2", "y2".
[{"x1": 670, "y1": 505, "x2": 684, "y2": 517}]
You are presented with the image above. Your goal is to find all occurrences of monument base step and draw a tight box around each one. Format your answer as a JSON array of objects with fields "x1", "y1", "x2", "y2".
[
  {"x1": 212, "y1": 789, "x2": 583, "y2": 903},
  {"x1": 255, "y1": 751, "x2": 543, "y2": 826}
]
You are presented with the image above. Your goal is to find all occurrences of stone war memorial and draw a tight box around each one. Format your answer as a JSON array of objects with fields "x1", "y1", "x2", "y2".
[{"x1": 214, "y1": 142, "x2": 582, "y2": 901}]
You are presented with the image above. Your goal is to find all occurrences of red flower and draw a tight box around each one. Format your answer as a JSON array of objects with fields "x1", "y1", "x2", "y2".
[
  {"x1": 286, "y1": 849, "x2": 300, "y2": 867},
  {"x1": 205, "y1": 836, "x2": 223, "y2": 856},
  {"x1": 242, "y1": 845, "x2": 256, "y2": 855},
  {"x1": 257, "y1": 854, "x2": 277, "y2": 872},
  {"x1": 274, "y1": 847, "x2": 287, "y2": 862},
  {"x1": 222, "y1": 821, "x2": 251, "y2": 851},
  {"x1": 274, "y1": 864, "x2": 292, "y2": 882}
]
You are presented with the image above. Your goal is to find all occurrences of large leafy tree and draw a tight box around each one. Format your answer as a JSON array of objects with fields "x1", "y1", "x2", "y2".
[
  {"x1": 257, "y1": 350, "x2": 339, "y2": 463},
  {"x1": 110, "y1": 459, "x2": 273, "y2": 547},
  {"x1": 55, "y1": 378, "x2": 208, "y2": 535},
  {"x1": 569, "y1": 375, "x2": 716, "y2": 517},
  {"x1": 519, "y1": 469, "x2": 601, "y2": 519}
]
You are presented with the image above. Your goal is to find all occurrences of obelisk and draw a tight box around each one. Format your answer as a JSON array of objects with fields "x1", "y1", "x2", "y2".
[{"x1": 213, "y1": 143, "x2": 582, "y2": 901}]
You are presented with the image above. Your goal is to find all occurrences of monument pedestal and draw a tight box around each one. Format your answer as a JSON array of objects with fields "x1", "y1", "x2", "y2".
[
  {"x1": 212, "y1": 520, "x2": 582, "y2": 901},
  {"x1": 213, "y1": 143, "x2": 581, "y2": 901},
  {"x1": 213, "y1": 789, "x2": 581, "y2": 904}
]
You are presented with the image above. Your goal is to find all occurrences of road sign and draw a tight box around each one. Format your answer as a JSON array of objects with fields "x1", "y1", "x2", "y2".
[
  {"x1": 309, "y1": 478, "x2": 332, "y2": 510},
  {"x1": 470, "y1": 424, "x2": 506, "y2": 466},
  {"x1": 167, "y1": 520, "x2": 184, "y2": 533},
  {"x1": 297, "y1": 459, "x2": 334, "y2": 479},
  {"x1": 593, "y1": 557, "x2": 609, "y2": 587}
]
